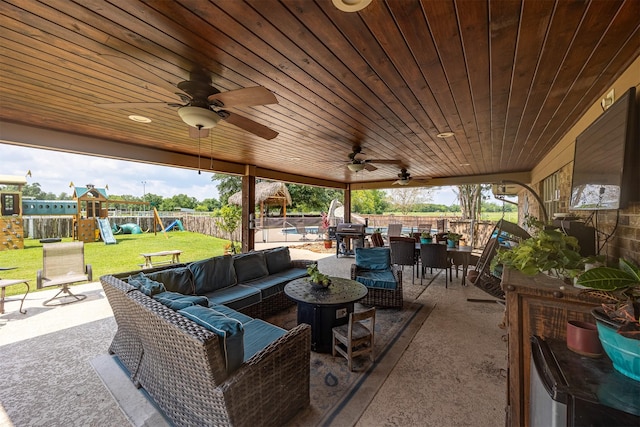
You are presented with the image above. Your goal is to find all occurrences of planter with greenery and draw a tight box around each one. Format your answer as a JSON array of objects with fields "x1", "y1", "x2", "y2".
[
  {"x1": 491, "y1": 228, "x2": 585, "y2": 281},
  {"x1": 420, "y1": 231, "x2": 432, "y2": 244},
  {"x1": 576, "y1": 258, "x2": 640, "y2": 339},
  {"x1": 576, "y1": 258, "x2": 640, "y2": 380},
  {"x1": 306, "y1": 263, "x2": 331, "y2": 288},
  {"x1": 446, "y1": 232, "x2": 462, "y2": 248}
]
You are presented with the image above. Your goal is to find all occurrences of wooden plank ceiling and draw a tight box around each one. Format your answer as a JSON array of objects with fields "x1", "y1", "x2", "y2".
[{"x1": 0, "y1": 0, "x2": 638, "y2": 187}]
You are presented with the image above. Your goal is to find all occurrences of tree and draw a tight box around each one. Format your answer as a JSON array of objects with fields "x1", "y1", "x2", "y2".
[
  {"x1": 455, "y1": 184, "x2": 491, "y2": 220},
  {"x1": 287, "y1": 184, "x2": 342, "y2": 212},
  {"x1": 198, "y1": 197, "x2": 221, "y2": 212},
  {"x1": 212, "y1": 174, "x2": 241, "y2": 205},
  {"x1": 387, "y1": 187, "x2": 433, "y2": 214},
  {"x1": 160, "y1": 194, "x2": 198, "y2": 211},
  {"x1": 215, "y1": 205, "x2": 242, "y2": 252},
  {"x1": 352, "y1": 189, "x2": 389, "y2": 214}
]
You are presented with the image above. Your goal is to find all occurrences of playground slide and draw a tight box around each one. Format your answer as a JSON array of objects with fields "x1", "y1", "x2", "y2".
[
  {"x1": 164, "y1": 219, "x2": 185, "y2": 232},
  {"x1": 96, "y1": 218, "x2": 117, "y2": 245}
]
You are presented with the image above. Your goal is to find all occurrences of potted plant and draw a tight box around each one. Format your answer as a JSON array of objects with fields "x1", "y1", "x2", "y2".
[
  {"x1": 446, "y1": 232, "x2": 462, "y2": 248},
  {"x1": 491, "y1": 228, "x2": 585, "y2": 281},
  {"x1": 306, "y1": 263, "x2": 331, "y2": 288},
  {"x1": 420, "y1": 231, "x2": 433, "y2": 244},
  {"x1": 319, "y1": 212, "x2": 332, "y2": 249},
  {"x1": 576, "y1": 258, "x2": 640, "y2": 379}
]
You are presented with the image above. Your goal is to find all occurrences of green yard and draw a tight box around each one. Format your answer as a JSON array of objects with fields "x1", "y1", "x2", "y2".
[{"x1": 0, "y1": 231, "x2": 228, "y2": 297}]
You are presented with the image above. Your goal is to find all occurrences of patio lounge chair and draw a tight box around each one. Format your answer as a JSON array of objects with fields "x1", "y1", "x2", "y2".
[
  {"x1": 351, "y1": 247, "x2": 403, "y2": 309},
  {"x1": 37, "y1": 241, "x2": 92, "y2": 306}
]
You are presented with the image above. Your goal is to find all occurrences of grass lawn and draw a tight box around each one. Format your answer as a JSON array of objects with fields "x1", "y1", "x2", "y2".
[{"x1": 0, "y1": 231, "x2": 228, "y2": 297}]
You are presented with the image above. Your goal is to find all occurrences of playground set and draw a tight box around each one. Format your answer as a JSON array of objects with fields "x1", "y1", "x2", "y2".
[{"x1": 0, "y1": 177, "x2": 176, "y2": 252}]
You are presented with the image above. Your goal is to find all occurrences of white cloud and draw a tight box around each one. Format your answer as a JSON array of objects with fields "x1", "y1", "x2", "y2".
[{"x1": 1, "y1": 144, "x2": 219, "y2": 201}]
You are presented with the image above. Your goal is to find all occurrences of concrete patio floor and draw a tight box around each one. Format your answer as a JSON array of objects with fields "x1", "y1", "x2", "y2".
[{"x1": 0, "y1": 244, "x2": 507, "y2": 426}]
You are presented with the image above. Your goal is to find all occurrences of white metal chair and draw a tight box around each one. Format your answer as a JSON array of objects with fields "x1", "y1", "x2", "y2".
[
  {"x1": 332, "y1": 307, "x2": 376, "y2": 371},
  {"x1": 386, "y1": 223, "x2": 402, "y2": 244}
]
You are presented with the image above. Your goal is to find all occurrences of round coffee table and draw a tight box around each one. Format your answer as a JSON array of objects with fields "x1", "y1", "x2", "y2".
[{"x1": 284, "y1": 276, "x2": 368, "y2": 353}]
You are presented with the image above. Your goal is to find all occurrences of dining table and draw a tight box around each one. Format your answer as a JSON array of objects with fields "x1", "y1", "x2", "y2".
[{"x1": 415, "y1": 242, "x2": 474, "y2": 285}]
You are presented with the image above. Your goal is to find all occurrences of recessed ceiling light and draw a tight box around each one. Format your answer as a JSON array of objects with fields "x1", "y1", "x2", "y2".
[
  {"x1": 459, "y1": 163, "x2": 470, "y2": 166},
  {"x1": 436, "y1": 132, "x2": 455, "y2": 138},
  {"x1": 128, "y1": 115, "x2": 152, "y2": 123},
  {"x1": 332, "y1": 0, "x2": 372, "y2": 13}
]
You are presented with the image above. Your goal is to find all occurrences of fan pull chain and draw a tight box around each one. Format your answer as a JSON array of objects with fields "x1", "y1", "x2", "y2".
[
  {"x1": 197, "y1": 125, "x2": 202, "y2": 175},
  {"x1": 210, "y1": 132, "x2": 214, "y2": 169}
]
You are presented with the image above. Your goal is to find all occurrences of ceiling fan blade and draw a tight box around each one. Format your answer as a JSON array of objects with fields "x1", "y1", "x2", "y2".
[
  {"x1": 95, "y1": 102, "x2": 172, "y2": 110},
  {"x1": 208, "y1": 87, "x2": 278, "y2": 108},
  {"x1": 367, "y1": 159, "x2": 403, "y2": 165},
  {"x1": 364, "y1": 163, "x2": 378, "y2": 171},
  {"x1": 222, "y1": 111, "x2": 278, "y2": 140},
  {"x1": 189, "y1": 127, "x2": 210, "y2": 138},
  {"x1": 100, "y1": 54, "x2": 184, "y2": 98}
]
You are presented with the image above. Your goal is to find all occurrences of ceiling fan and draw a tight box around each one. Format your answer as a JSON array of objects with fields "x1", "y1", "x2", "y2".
[
  {"x1": 345, "y1": 146, "x2": 402, "y2": 172},
  {"x1": 96, "y1": 55, "x2": 279, "y2": 140},
  {"x1": 392, "y1": 168, "x2": 430, "y2": 185}
]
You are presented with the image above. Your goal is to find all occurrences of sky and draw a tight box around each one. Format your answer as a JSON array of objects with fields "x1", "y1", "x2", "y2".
[{"x1": 0, "y1": 143, "x2": 462, "y2": 205}]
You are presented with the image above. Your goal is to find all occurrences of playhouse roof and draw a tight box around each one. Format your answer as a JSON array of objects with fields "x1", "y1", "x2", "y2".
[{"x1": 73, "y1": 186, "x2": 108, "y2": 200}]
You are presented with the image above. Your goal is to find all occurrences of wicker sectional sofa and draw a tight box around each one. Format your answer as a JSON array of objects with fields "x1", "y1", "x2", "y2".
[{"x1": 100, "y1": 246, "x2": 313, "y2": 426}]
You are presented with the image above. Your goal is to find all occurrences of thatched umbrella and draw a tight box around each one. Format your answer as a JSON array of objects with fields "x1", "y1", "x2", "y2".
[{"x1": 228, "y1": 181, "x2": 292, "y2": 227}]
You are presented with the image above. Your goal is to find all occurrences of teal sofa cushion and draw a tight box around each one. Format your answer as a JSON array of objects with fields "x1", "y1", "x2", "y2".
[
  {"x1": 209, "y1": 304, "x2": 253, "y2": 324},
  {"x1": 153, "y1": 291, "x2": 209, "y2": 311},
  {"x1": 178, "y1": 305, "x2": 244, "y2": 374},
  {"x1": 233, "y1": 252, "x2": 269, "y2": 283},
  {"x1": 205, "y1": 284, "x2": 261, "y2": 311},
  {"x1": 243, "y1": 268, "x2": 308, "y2": 298},
  {"x1": 355, "y1": 247, "x2": 391, "y2": 270},
  {"x1": 188, "y1": 255, "x2": 237, "y2": 294},
  {"x1": 127, "y1": 273, "x2": 166, "y2": 296},
  {"x1": 356, "y1": 270, "x2": 398, "y2": 290},
  {"x1": 243, "y1": 319, "x2": 287, "y2": 361},
  {"x1": 146, "y1": 267, "x2": 194, "y2": 294},
  {"x1": 264, "y1": 247, "x2": 292, "y2": 274}
]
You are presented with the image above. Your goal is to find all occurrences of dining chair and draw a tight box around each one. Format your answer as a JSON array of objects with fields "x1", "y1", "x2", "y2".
[
  {"x1": 420, "y1": 243, "x2": 451, "y2": 288},
  {"x1": 417, "y1": 223, "x2": 432, "y2": 234},
  {"x1": 332, "y1": 307, "x2": 376, "y2": 371},
  {"x1": 386, "y1": 223, "x2": 402, "y2": 240},
  {"x1": 390, "y1": 238, "x2": 417, "y2": 284}
]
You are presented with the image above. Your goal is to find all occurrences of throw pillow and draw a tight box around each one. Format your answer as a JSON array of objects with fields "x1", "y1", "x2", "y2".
[
  {"x1": 153, "y1": 291, "x2": 209, "y2": 311},
  {"x1": 264, "y1": 246, "x2": 292, "y2": 274},
  {"x1": 178, "y1": 305, "x2": 244, "y2": 374},
  {"x1": 127, "y1": 273, "x2": 166, "y2": 296},
  {"x1": 188, "y1": 255, "x2": 237, "y2": 294},
  {"x1": 233, "y1": 251, "x2": 269, "y2": 283},
  {"x1": 355, "y1": 247, "x2": 391, "y2": 270},
  {"x1": 146, "y1": 267, "x2": 195, "y2": 294}
]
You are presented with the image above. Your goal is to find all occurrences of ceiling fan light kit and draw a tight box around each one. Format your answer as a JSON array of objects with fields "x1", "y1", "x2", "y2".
[
  {"x1": 178, "y1": 106, "x2": 221, "y2": 129},
  {"x1": 332, "y1": 0, "x2": 372, "y2": 12},
  {"x1": 347, "y1": 163, "x2": 366, "y2": 172}
]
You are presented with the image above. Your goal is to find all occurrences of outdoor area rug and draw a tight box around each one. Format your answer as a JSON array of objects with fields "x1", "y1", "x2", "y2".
[{"x1": 269, "y1": 301, "x2": 432, "y2": 426}]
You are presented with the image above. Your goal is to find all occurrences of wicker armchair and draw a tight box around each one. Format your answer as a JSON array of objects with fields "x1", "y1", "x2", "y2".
[{"x1": 350, "y1": 247, "x2": 403, "y2": 309}]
